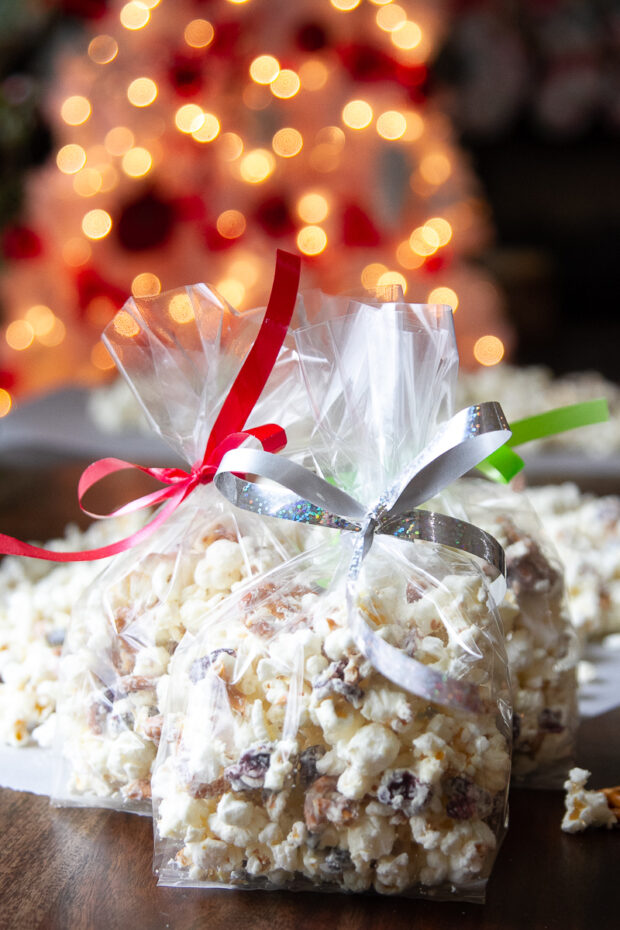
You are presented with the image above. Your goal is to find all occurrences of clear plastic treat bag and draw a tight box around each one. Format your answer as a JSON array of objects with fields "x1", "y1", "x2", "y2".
[
  {"x1": 450, "y1": 479, "x2": 579, "y2": 787},
  {"x1": 153, "y1": 301, "x2": 513, "y2": 901},
  {"x1": 53, "y1": 254, "x2": 323, "y2": 814}
]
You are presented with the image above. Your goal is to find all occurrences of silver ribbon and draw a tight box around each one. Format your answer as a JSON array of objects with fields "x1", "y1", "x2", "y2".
[{"x1": 214, "y1": 402, "x2": 510, "y2": 714}]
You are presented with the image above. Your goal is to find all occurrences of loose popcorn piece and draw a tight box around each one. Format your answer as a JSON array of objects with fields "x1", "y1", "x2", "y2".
[
  {"x1": 0, "y1": 511, "x2": 147, "y2": 748},
  {"x1": 527, "y1": 483, "x2": 620, "y2": 640},
  {"x1": 54, "y1": 487, "x2": 317, "y2": 813},
  {"x1": 153, "y1": 541, "x2": 511, "y2": 898},
  {"x1": 562, "y1": 768, "x2": 619, "y2": 833}
]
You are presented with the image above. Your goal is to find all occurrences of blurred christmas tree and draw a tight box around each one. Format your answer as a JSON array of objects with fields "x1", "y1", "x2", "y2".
[{"x1": 0, "y1": 0, "x2": 513, "y2": 409}]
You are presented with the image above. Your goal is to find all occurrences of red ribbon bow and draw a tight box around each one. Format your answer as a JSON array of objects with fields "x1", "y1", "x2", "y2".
[{"x1": 0, "y1": 249, "x2": 301, "y2": 562}]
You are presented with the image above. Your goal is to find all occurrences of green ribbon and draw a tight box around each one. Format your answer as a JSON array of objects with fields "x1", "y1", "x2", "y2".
[{"x1": 477, "y1": 397, "x2": 610, "y2": 483}]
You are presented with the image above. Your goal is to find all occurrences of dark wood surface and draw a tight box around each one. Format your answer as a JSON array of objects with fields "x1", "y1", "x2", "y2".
[{"x1": 0, "y1": 462, "x2": 618, "y2": 930}]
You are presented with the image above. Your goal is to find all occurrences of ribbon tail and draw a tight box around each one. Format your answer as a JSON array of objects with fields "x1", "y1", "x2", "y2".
[
  {"x1": 478, "y1": 398, "x2": 610, "y2": 482},
  {"x1": 0, "y1": 489, "x2": 187, "y2": 562}
]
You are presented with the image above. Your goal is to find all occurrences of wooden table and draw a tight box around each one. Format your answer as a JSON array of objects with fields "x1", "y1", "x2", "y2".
[{"x1": 0, "y1": 462, "x2": 618, "y2": 930}]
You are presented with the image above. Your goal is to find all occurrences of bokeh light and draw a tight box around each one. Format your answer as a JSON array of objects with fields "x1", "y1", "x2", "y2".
[
  {"x1": 216, "y1": 209, "x2": 246, "y2": 239},
  {"x1": 184, "y1": 19, "x2": 214, "y2": 49},
  {"x1": 56, "y1": 144, "x2": 86, "y2": 175},
  {"x1": 82, "y1": 209, "x2": 112, "y2": 240},
  {"x1": 113, "y1": 309, "x2": 141, "y2": 337},
  {"x1": 88, "y1": 35, "x2": 119, "y2": 64},
  {"x1": 127, "y1": 77, "x2": 158, "y2": 107},
  {"x1": 131, "y1": 272, "x2": 161, "y2": 297},
  {"x1": 91, "y1": 341, "x2": 116, "y2": 370},
  {"x1": 342, "y1": 99, "x2": 373, "y2": 129},
  {"x1": 239, "y1": 149, "x2": 275, "y2": 183},
  {"x1": 474, "y1": 335, "x2": 505, "y2": 366},
  {"x1": 121, "y1": 147, "x2": 152, "y2": 177},
  {"x1": 61, "y1": 96, "x2": 91, "y2": 126},
  {"x1": 272, "y1": 128, "x2": 303, "y2": 157},
  {"x1": 428, "y1": 287, "x2": 459, "y2": 311},
  {"x1": 249, "y1": 55, "x2": 280, "y2": 85},
  {"x1": 6, "y1": 320, "x2": 34, "y2": 351},
  {"x1": 297, "y1": 192, "x2": 329, "y2": 223},
  {"x1": 297, "y1": 226, "x2": 327, "y2": 255},
  {"x1": 0, "y1": 389, "x2": 12, "y2": 418},
  {"x1": 270, "y1": 69, "x2": 301, "y2": 99},
  {"x1": 120, "y1": 2, "x2": 150, "y2": 30},
  {"x1": 168, "y1": 293, "x2": 195, "y2": 324}
]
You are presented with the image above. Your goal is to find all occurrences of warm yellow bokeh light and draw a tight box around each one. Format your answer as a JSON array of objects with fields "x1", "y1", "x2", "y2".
[
  {"x1": 361, "y1": 262, "x2": 388, "y2": 289},
  {"x1": 376, "y1": 4, "x2": 406, "y2": 31},
  {"x1": 216, "y1": 209, "x2": 246, "y2": 239},
  {"x1": 105, "y1": 126, "x2": 134, "y2": 156},
  {"x1": 88, "y1": 35, "x2": 119, "y2": 64},
  {"x1": 216, "y1": 278, "x2": 245, "y2": 307},
  {"x1": 396, "y1": 240, "x2": 424, "y2": 270},
  {"x1": 249, "y1": 55, "x2": 280, "y2": 85},
  {"x1": 239, "y1": 149, "x2": 275, "y2": 183},
  {"x1": 184, "y1": 19, "x2": 214, "y2": 49},
  {"x1": 73, "y1": 168, "x2": 103, "y2": 197},
  {"x1": 316, "y1": 126, "x2": 346, "y2": 148},
  {"x1": 420, "y1": 151, "x2": 452, "y2": 185},
  {"x1": 219, "y1": 132, "x2": 244, "y2": 161},
  {"x1": 127, "y1": 77, "x2": 158, "y2": 107},
  {"x1": 25, "y1": 305, "x2": 55, "y2": 337},
  {"x1": 402, "y1": 111, "x2": 425, "y2": 141},
  {"x1": 272, "y1": 127, "x2": 303, "y2": 157},
  {"x1": 114, "y1": 309, "x2": 141, "y2": 337},
  {"x1": 168, "y1": 293, "x2": 194, "y2": 324},
  {"x1": 122, "y1": 147, "x2": 152, "y2": 177},
  {"x1": 229, "y1": 257, "x2": 258, "y2": 287},
  {"x1": 270, "y1": 69, "x2": 301, "y2": 99},
  {"x1": 98, "y1": 164, "x2": 119, "y2": 193},
  {"x1": 56, "y1": 144, "x2": 86, "y2": 175},
  {"x1": 62, "y1": 238, "x2": 91, "y2": 267},
  {"x1": 131, "y1": 272, "x2": 161, "y2": 297},
  {"x1": 0, "y1": 389, "x2": 12, "y2": 418},
  {"x1": 392, "y1": 20, "x2": 423, "y2": 50},
  {"x1": 61, "y1": 96, "x2": 91, "y2": 126},
  {"x1": 37, "y1": 317, "x2": 66, "y2": 348},
  {"x1": 82, "y1": 209, "x2": 112, "y2": 240},
  {"x1": 6, "y1": 320, "x2": 34, "y2": 351},
  {"x1": 175, "y1": 104, "x2": 205, "y2": 133},
  {"x1": 409, "y1": 225, "x2": 440, "y2": 256},
  {"x1": 428, "y1": 287, "x2": 459, "y2": 311},
  {"x1": 342, "y1": 99, "x2": 373, "y2": 129},
  {"x1": 474, "y1": 335, "x2": 505, "y2": 367},
  {"x1": 191, "y1": 113, "x2": 220, "y2": 143},
  {"x1": 299, "y1": 59, "x2": 328, "y2": 91},
  {"x1": 330, "y1": 0, "x2": 361, "y2": 10},
  {"x1": 297, "y1": 192, "x2": 329, "y2": 224},
  {"x1": 377, "y1": 271, "x2": 407, "y2": 295},
  {"x1": 425, "y1": 217, "x2": 453, "y2": 246},
  {"x1": 120, "y1": 2, "x2": 150, "y2": 30},
  {"x1": 297, "y1": 226, "x2": 327, "y2": 256},
  {"x1": 376, "y1": 110, "x2": 407, "y2": 140},
  {"x1": 91, "y1": 341, "x2": 116, "y2": 371}
]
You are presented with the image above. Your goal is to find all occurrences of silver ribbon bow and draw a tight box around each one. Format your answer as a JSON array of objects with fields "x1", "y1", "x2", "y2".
[{"x1": 214, "y1": 402, "x2": 510, "y2": 714}]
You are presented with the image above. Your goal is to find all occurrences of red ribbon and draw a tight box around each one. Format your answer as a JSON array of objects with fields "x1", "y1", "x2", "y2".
[{"x1": 0, "y1": 249, "x2": 301, "y2": 561}]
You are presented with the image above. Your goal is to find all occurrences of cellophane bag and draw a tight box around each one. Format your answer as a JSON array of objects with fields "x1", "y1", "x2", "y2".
[
  {"x1": 153, "y1": 301, "x2": 512, "y2": 901},
  {"x1": 53, "y1": 281, "x2": 321, "y2": 815},
  {"x1": 447, "y1": 479, "x2": 579, "y2": 787}
]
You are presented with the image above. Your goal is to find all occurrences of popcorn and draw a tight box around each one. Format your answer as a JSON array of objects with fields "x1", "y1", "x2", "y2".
[
  {"x1": 54, "y1": 491, "x2": 315, "y2": 813},
  {"x1": 0, "y1": 511, "x2": 147, "y2": 748},
  {"x1": 562, "y1": 768, "x2": 619, "y2": 833},
  {"x1": 527, "y1": 483, "x2": 620, "y2": 639},
  {"x1": 152, "y1": 544, "x2": 511, "y2": 898}
]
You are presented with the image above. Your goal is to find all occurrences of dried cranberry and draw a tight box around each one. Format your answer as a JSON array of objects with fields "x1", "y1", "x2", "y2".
[
  {"x1": 377, "y1": 769, "x2": 432, "y2": 816},
  {"x1": 512, "y1": 713, "x2": 521, "y2": 743},
  {"x1": 189, "y1": 648, "x2": 236, "y2": 683},
  {"x1": 304, "y1": 776, "x2": 359, "y2": 833},
  {"x1": 313, "y1": 658, "x2": 364, "y2": 708},
  {"x1": 322, "y1": 847, "x2": 353, "y2": 874},
  {"x1": 225, "y1": 743, "x2": 273, "y2": 791},
  {"x1": 299, "y1": 745, "x2": 326, "y2": 786},
  {"x1": 538, "y1": 708, "x2": 565, "y2": 734},
  {"x1": 445, "y1": 776, "x2": 493, "y2": 821}
]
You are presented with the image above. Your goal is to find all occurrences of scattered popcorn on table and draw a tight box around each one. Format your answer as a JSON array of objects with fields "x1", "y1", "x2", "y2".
[
  {"x1": 53, "y1": 488, "x2": 318, "y2": 814},
  {"x1": 153, "y1": 541, "x2": 511, "y2": 899},
  {"x1": 0, "y1": 512, "x2": 147, "y2": 748},
  {"x1": 562, "y1": 768, "x2": 620, "y2": 833},
  {"x1": 527, "y1": 484, "x2": 620, "y2": 639}
]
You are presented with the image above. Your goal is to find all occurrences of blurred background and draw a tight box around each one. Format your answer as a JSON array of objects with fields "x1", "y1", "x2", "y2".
[{"x1": 0, "y1": 0, "x2": 618, "y2": 418}]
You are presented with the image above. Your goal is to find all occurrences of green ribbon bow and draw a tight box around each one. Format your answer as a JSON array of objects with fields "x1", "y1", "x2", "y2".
[{"x1": 477, "y1": 397, "x2": 610, "y2": 483}]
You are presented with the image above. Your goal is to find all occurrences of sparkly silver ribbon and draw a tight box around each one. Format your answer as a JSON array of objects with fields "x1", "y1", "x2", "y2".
[{"x1": 214, "y1": 402, "x2": 510, "y2": 713}]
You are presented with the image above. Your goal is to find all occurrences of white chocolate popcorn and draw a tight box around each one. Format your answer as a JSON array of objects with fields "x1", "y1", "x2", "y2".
[
  {"x1": 54, "y1": 489, "x2": 316, "y2": 813},
  {"x1": 562, "y1": 768, "x2": 618, "y2": 833},
  {"x1": 0, "y1": 511, "x2": 147, "y2": 748},
  {"x1": 153, "y1": 543, "x2": 511, "y2": 898}
]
